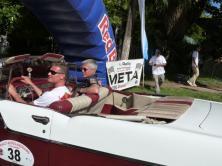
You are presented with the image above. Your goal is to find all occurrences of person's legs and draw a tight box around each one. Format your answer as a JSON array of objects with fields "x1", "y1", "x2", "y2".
[
  {"x1": 187, "y1": 79, "x2": 193, "y2": 86},
  {"x1": 159, "y1": 74, "x2": 165, "y2": 87},
  {"x1": 192, "y1": 67, "x2": 199, "y2": 86},
  {"x1": 188, "y1": 66, "x2": 198, "y2": 86},
  {"x1": 153, "y1": 74, "x2": 160, "y2": 94}
]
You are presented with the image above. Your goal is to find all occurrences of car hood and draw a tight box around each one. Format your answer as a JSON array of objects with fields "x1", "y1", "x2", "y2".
[
  {"x1": 199, "y1": 101, "x2": 222, "y2": 136},
  {"x1": 169, "y1": 99, "x2": 222, "y2": 137}
]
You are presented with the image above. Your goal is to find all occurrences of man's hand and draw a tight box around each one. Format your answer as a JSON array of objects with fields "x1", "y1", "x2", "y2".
[
  {"x1": 21, "y1": 76, "x2": 33, "y2": 85},
  {"x1": 21, "y1": 75, "x2": 42, "y2": 97},
  {"x1": 8, "y1": 84, "x2": 17, "y2": 96}
]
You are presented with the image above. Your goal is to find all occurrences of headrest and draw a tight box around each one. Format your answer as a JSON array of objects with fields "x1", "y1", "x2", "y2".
[
  {"x1": 68, "y1": 95, "x2": 92, "y2": 113},
  {"x1": 98, "y1": 87, "x2": 110, "y2": 100},
  {"x1": 49, "y1": 87, "x2": 110, "y2": 114}
]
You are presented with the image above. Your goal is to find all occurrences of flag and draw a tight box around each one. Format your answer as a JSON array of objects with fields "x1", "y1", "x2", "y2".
[{"x1": 138, "y1": 0, "x2": 149, "y2": 60}]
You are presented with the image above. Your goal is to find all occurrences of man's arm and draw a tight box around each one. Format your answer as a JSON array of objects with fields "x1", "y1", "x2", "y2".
[
  {"x1": 21, "y1": 76, "x2": 43, "y2": 96},
  {"x1": 192, "y1": 51, "x2": 198, "y2": 67},
  {"x1": 149, "y1": 57, "x2": 154, "y2": 66},
  {"x1": 79, "y1": 84, "x2": 100, "y2": 94},
  {"x1": 156, "y1": 56, "x2": 167, "y2": 67},
  {"x1": 156, "y1": 63, "x2": 166, "y2": 67},
  {"x1": 8, "y1": 84, "x2": 27, "y2": 104}
]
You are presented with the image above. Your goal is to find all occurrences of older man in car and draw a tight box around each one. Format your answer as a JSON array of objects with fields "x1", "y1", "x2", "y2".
[{"x1": 77, "y1": 59, "x2": 100, "y2": 95}]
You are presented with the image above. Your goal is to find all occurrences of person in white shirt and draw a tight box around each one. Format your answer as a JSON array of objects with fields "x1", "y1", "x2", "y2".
[
  {"x1": 9, "y1": 63, "x2": 71, "y2": 107},
  {"x1": 187, "y1": 46, "x2": 201, "y2": 87},
  {"x1": 149, "y1": 49, "x2": 167, "y2": 94}
]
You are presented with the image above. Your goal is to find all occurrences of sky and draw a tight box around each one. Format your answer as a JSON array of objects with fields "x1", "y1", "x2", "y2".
[{"x1": 212, "y1": 2, "x2": 220, "y2": 8}]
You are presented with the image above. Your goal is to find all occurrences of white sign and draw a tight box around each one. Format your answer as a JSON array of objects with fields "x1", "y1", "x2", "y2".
[
  {"x1": 0, "y1": 140, "x2": 34, "y2": 166},
  {"x1": 106, "y1": 59, "x2": 144, "y2": 90}
]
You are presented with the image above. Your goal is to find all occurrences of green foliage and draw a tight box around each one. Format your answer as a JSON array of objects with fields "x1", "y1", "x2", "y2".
[
  {"x1": 199, "y1": 0, "x2": 222, "y2": 59},
  {"x1": 0, "y1": 0, "x2": 52, "y2": 56},
  {"x1": 127, "y1": 78, "x2": 222, "y2": 102},
  {"x1": 198, "y1": 77, "x2": 222, "y2": 89},
  {"x1": 161, "y1": 87, "x2": 222, "y2": 102},
  {"x1": 129, "y1": 86, "x2": 222, "y2": 102},
  {"x1": 185, "y1": 23, "x2": 206, "y2": 44},
  {"x1": 104, "y1": 0, "x2": 129, "y2": 26},
  {"x1": 7, "y1": 8, "x2": 52, "y2": 55},
  {"x1": 0, "y1": 0, "x2": 22, "y2": 34},
  {"x1": 0, "y1": 0, "x2": 221, "y2": 74}
]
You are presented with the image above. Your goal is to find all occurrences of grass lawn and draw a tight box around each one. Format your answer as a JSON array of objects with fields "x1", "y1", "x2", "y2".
[
  {"x1": 197, "y1": 77, "x2": 222, "y2": 89},
  {"x1": 126, "y1": 77, "x2": 222, "y2": 102},
  {"x1": 161, "y1": 87, "x2": 222, "y2": 102}
]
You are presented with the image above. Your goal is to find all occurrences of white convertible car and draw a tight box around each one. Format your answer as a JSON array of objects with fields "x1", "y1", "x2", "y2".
[{"x1": 0, "y1": 54, "x2": 222, "y2": 166}]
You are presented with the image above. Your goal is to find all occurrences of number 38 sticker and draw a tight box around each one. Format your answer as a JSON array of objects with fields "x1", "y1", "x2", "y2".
[{"x1": 0, "y1": 140, "x2": 34, "y2": 166}]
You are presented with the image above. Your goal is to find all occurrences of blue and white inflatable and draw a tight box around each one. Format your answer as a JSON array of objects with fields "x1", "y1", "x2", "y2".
[{"x1": 20, "y1": 0, "x2": 117, "y2": 85}]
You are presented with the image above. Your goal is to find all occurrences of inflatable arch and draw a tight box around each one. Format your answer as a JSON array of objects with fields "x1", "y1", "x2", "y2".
[{"x1": 20, "y1": 0, "x2": 117, "y2": 85}]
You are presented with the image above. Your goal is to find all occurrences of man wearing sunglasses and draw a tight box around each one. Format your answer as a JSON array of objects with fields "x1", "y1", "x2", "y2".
[
  {"x1": 8, "y1": 63, "x2": 71, "y2": 107},
  {"x1": 76, "y1": 59, "x2": 100, "y2": 101}
]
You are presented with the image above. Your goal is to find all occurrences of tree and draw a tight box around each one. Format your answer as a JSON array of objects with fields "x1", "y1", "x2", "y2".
[
  {"x1": 0, "y1": 0, "x2": 22, "y2": 35},
  {"x1": 2, "y1": 0, "x2": 221, "y2": 74},
  {"x1": 144, "y1": 0, "x2": 211, "y2": 74},
  {"x1": 199, "y1": 0, "x2": 222, "y2": 59},
  {"x1": 104, "y1": 0, "x2": 130, "y2": 59},
  {"x1": 120, "y1": 0, "x2": 137, "y2": 60},
  {"x1": 0, "y1": 0, "x2": 53, "y2": 56}
]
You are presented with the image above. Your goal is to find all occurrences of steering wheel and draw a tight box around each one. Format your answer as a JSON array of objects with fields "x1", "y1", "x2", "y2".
[{"x1": 8, "y1": 77, "x2": 34, "y2": 101}]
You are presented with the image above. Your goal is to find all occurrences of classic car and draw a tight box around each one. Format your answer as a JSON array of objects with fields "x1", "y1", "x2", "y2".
[
  {"x1": 0, "y1": 54, "x2": 222, "y2": 166},
  {"x1": 1, "y1": 0, "x2": 222, "y2": 165}
]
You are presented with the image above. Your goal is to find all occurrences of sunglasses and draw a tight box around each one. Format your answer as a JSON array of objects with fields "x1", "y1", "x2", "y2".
[
  {"x1": 49, "y1": 70, "x2": 64, "y2": 75},
  {"x1": 82, "y1": 67, "x2": 90, "y2": 72}
]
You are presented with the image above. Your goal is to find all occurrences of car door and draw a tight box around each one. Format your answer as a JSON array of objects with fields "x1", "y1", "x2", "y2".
[{"x1": 0, "y1": 100, "x2": 53, "y2": 166}]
